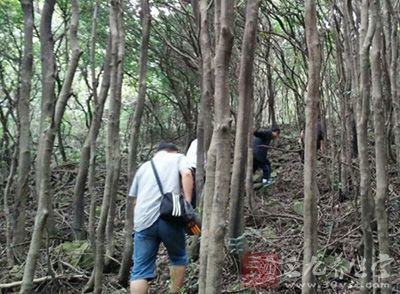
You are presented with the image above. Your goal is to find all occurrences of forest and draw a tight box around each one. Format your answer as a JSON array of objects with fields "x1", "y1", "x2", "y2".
[{"x1": 0, "y1": 0, "x2": 399, "y2": 293}]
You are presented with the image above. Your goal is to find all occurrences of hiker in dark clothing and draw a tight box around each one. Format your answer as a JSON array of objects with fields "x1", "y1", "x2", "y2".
[
  {"x1": 299, "y1": 122, "x2": 325, "y2": 162},
  {"x1": 253, "y1": 127, "x2": 281, "y2": 186}
]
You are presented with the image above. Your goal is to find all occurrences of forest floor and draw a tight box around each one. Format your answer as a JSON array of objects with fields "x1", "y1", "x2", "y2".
[{"x1": 1, "y1": 128, "x2": 400, "y2": 293}]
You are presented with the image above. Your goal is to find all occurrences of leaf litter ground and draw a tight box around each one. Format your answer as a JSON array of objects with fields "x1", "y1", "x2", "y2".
[{"x1": 1, "y1": 134, "x2": 399, "y2": 293}]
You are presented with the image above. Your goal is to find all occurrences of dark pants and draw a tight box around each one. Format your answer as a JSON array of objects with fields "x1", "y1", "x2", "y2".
[{"x1": 253, "y1": 158, "x2": 271, "y2": 180}]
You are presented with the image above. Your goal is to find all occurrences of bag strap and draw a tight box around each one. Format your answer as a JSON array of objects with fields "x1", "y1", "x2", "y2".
[{"x1": 150, "y1": 160, "x2": 164, "y2": 195}]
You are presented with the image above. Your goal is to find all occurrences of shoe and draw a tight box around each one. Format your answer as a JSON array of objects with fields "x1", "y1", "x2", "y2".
[{"x1": 262, "y1": 178, "x2": 273, "y2": 186}]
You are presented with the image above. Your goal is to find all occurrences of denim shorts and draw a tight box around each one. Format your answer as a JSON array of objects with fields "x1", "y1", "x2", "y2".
[{"x1": 130, "y1": 217, "x2": 188, "y2": 281}]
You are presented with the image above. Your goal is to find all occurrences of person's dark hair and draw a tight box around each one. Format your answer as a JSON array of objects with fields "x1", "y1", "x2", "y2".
[
  {"x1": 157, "y1": 142, "x2": 179, "y2": 152},
  {"x1": 271, "y1": 127, "x2": 281, "y2": 134}
]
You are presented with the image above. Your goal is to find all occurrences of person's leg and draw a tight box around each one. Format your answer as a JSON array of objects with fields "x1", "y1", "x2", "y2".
[
  {"x1": 130, "y1": 279, "x2": 149, "y2": 294},
  {"x1": 262, "y1": 159, "x2": 271, "y2": 182},
  {"x1": 253, "y1": 158, "x2": 258, "y2": 173},
  {"x1": 170, "y1": 265, "x2": 186, "y2": 293},
  {"x1": 130, "y1": 222, "x2": 160, "y2": 294},
  {"x1": 265, "y1": 158, "x2": 271, "y2": 180},
  {"x1": 158, "y1": 218, "x2": 188, "y2": 293}
]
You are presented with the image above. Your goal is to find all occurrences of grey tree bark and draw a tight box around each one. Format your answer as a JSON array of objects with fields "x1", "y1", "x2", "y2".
[
  {"x1": 198, "y1": 139, "x2": 216, "y2": 294},
  {"x1": 88, "y1": 37, "x2": 112, "y2": 248},
  {"x1": 357, "y1": 0, "x2": 376, "y2": 291},
  {"x1": 104, "y1": 0, "x2": 125, "y2": 269},
  {"x1": 203, "y1": 0, "x2": 234, "y2": 293},
  {"x1": 371, "y1": 3, "x2": 392, "y2": 292},
  {"x1": 13, "y1": 0, "x2": 33, "y2": 251},
  {"x1": 72, "y1": 0, "x2": 109, "y2": 241},
  {"x1": 302, "y1": 0, "x2": 321, "y2": 291},
  {"x1": 119, "y1": 0, "x2": 150, "y2": 284},
  {"x1": 92, "y1": 0, "x2": 124, "y2": 292},
  {"x1": 4, "y1": 148, "x2": 18, "y2": 266},
  {"x1": 20, "y1": 0, "x2": 81, "y2": 292},
  {"x1": 228, "y1": 0, "x2": 261, "y2": 245},
  {"x1": 196, "y1": 0, "x2": 214, "y2": 203}
]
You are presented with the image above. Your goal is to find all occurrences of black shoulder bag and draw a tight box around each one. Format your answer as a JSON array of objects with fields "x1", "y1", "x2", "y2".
[{"x1": 150, "y1": 160, "x2": 186, "y2": 224}]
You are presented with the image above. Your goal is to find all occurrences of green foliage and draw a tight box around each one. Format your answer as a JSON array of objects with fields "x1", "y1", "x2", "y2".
[
  {"x1": 9, "y1": 264, "x2": 24, "y2": 280},
  {"x1": 54, "y1": 240, "x2": 93, "y2": 270},
  {"x1": 292, "y1": 199, "x2": 304, "y2": 216},
  {"x1": 315, "y1": 251, "x2": 352, "y2": 281}
]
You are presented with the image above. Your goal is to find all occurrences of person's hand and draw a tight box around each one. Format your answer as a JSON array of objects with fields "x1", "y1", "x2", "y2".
[
  {"x1": 183, "y1": 200, "x2": 195, "y2": 222},
  {"x1": 185, "y1": 214, "x2": 202, "y2": 235}
]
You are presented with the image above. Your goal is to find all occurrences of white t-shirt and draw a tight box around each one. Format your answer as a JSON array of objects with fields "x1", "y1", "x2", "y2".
[
  {"x1": 186, "y1": 139, "x2": 197, "y2": 168},
  {"x1": 129, "y1": 151, "x2": 190, "y2": 232}
]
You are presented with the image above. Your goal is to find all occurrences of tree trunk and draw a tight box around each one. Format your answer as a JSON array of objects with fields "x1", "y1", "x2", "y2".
[
  {"x1": 302, "y1": 0, "x2": 321, "y2": 291},
  {"x1": 384, "y1": 0, "x2": 400, "y2": 171},
  {"x1": 20, "y1": 0, "x2": 81, "y2": 292},
  {"x1": 119, "y1": 0, "x2": 150, "y2": 284},
  {"x1": 72, "y1": 0, "x2": 106, "y2": 241},
  {"x1": 266, "y1": 39, "x2": 277, "y2": 127},
  {"x1": 13, "y1": 0, "x2": 33, "y2": 251},
  {"x1": 198, "y1": 138, "x2": 216, "y2": 294},
  {"x1": 104, "y1": 5, "x2": 125, "y2": 270},
  {"x1": 357, "y1": 0, "x2": 376, "y2": 291},
  {"x1": 203, "y1": 1, "x2": 234, "y2": 293},
  {"x1": 21, "y1": 2, "x2": 57, "y2": 290},
  {"x1": 4, "y1": 148, "x2": 18, "y2": 266},
  {"x1": 228, "y1": 0, "x2": 260, "y2": 245},
  {"x1": 196, "y1": 0, "x2": 214, "y2": 204},
  {"x1": 88, "y1": 37, "x2": 113, "y2": 248},
  {"x1": 371, "y1": 4, "x2": 391, "y2": 292},
  {"x1": 93, "y1": 1, "x2": 124, "y2": 291}
]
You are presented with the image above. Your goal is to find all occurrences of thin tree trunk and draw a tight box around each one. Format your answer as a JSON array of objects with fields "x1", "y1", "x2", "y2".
[
  {"x1": 266, "y1": 39, "x2": 277, "y2": 127},
  {"x1": 384, "y1": 0, "x2": 400, "y2": 171},
  {"x1": 342, "y1": 0, "x2": 359, "y2": 199},
  {"x1": 196, "y1": 0, "x2": 214, "y2": 204},
  {"x1": 198, "y1": 138, "x2": 216, "y2": 294},
  {"x1": 228, "y1": 0, "x2": 261, "y2": 244},
  {"x1": 93, "y1": 1, "x2": 124, "y2": 291},
  {"x1": 357, "y1": 0, "x2": 376, "y2": 291},
  {"x1": 246, "y1": 110, "x2": 255, "y2": 212},
  {"x1": 20, "y1": 0, "x2": 81, "y2": 292},
  {"x1": 371, "y1": 4, "x2": 391, "y2": 292},
  {"x1": 13, "y1": 0, "x2": 33, "y2": 251},
  {"x1": 203, "y1": 1, "x2": 234, "y2": 293},
  {"x1": 302, "y1": 0, "x2": 321, "y2": 291},
  {"x1": 4, "y1": 148, "x2": 18, "y2": 266},
  {"x1": 88, "y1": 37, "x2": 113, "y2": 248},
  {"x1": 72, "y1": 2, "x2": 111, "y2": 241},
  {"x1": 21, "y1": 3, "x2": 57, "y2": 289},
  {"x1": 119, "y1": 0, "x2": 150, "y2": 284},
  {"x1": 104, "y1": 0, "x2": 125, "y2": 269}
]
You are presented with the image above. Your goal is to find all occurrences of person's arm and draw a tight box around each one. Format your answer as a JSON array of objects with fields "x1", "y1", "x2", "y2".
[{"x1": 181, "y1": 168, "x2": 193, "y2": 203}]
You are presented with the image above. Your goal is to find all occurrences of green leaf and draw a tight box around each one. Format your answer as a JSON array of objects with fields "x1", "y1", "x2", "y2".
[{"x1": 292, "y1": 200, "x2": 304, "y2": 216}]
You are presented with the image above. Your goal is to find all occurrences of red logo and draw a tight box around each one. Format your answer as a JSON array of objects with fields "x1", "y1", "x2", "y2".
[{"x1": 241, "y1": 252, "x2": 280, "y2": 289}]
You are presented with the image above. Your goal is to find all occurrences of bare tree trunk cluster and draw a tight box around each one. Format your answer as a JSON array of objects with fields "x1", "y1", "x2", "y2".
[
  {"x1": 20, "y1": 0, "x2": 81, "y2": 292},
  {"x1": 199, "y1": 1, "x2": 234, "y2": 293},
  {"x1": 228, "y1": 0, "x2": 261, "y2": 248},
  {"x1": 91, "y1": 1, "x2": 124, "y2": 292}
]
